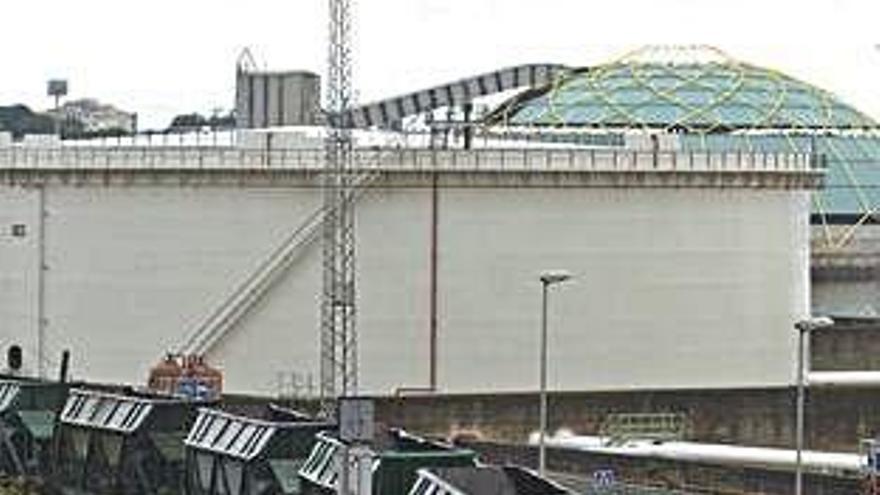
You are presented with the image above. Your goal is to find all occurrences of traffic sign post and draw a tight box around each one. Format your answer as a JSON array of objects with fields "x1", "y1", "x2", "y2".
[
  {"x1": 337, "y1": 397, "x2": 375, "y2": 495},
  {"x1": 862, "y1": 439, "x2": 880, "y2": 494},
  {"x1": 339, "y1": 397, "x2": 375, "y2": 443}
]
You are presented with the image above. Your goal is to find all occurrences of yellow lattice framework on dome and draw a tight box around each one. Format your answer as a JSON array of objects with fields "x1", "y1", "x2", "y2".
[{"x1": 489, "y1": 45, "x2": 880, "y2": 251}]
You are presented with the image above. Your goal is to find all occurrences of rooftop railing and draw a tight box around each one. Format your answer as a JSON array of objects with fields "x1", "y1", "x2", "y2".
[{"x1": 0, "y1": 146, "x2": 819, "y2": 174}]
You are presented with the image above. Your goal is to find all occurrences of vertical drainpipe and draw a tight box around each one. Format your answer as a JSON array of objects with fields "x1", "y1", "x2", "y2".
[
  {"x1": 36, "y1": 182, "x2": 47, "y2": 379},
  {"x1": 395, "y1": 158, "x2": 441, "y2": 396},
  {"x1": 429, "y1": 172, "x2": 439, "y2": 390}
]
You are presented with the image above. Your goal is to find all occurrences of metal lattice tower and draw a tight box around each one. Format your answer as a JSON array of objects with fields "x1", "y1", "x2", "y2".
[{"x1": 320, "y1": 0, "x2": 357, "y2": 417}]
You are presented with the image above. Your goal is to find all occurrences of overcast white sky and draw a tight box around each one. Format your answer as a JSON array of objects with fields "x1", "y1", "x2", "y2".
[{"x1": 3, "y1": 0, "x2": 880, "y2": 129}]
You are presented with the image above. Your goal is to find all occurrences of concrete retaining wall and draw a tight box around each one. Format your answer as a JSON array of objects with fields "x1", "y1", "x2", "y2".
[{"x1": 372, "y1": 387, "x2": 880, "y2": 453}]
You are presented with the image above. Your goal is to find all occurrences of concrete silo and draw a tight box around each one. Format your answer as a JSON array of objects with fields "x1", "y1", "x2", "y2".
[{"x1": 0, "y1": 46, "x2": 847, "y2": 396}]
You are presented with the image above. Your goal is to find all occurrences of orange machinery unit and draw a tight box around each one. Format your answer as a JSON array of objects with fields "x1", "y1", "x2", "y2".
[{"x1": 147, "y1": 354, "x2": 223, "y2": 399}]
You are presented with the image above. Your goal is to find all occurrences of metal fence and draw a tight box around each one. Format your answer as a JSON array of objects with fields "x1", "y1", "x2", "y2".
[{"x1": 599, "y1": 413, "x2": 688, "y2": 447}]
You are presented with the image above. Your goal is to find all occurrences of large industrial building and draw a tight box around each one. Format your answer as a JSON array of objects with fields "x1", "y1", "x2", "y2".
[{"x1": 0, "y1": 46, "x2": 874, "y2": 396}]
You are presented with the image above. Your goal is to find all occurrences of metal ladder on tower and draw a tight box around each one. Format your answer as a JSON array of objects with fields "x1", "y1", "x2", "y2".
[{"x1": 176, "y1": 171, "x2": 378, "y2": 357}]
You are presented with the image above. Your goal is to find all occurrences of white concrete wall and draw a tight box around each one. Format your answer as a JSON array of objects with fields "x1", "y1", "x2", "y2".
[
  {"x1": 44, "y1": 186, "x2": 324, "y2": 389},
  {"x1": 0, "y1": 187, "x2": 39, "y2": 375},
  {"x1": 435, "y1": 188, "x2": 809, "y2": 392},
  {"x1": 0, "y1": 180, "x2": 810, "y2": 394}
]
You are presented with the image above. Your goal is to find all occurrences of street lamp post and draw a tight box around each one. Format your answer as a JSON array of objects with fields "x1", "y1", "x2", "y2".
[
  {"x1": 538, "y1": 270, "x2": 573, "y2": 477},
  {"x1": 793, "y1": 315, "x2": 834, "y2": 495}
]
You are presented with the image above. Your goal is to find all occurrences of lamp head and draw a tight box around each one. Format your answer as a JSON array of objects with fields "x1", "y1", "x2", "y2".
[
  {"x1": 540, "y1": 270, "x2": 573, "y2": 286},
  {"x1": 794, "y1": 316, "x2": 834, "y2": 333}
]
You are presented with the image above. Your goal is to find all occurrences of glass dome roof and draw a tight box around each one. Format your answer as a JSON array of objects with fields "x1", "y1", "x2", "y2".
[
  {"x1": 485, "y1": 46, "x2": 880, "y2": 250},
  {"x1": 489, "y1": 46, "x2": 877, "y2": 131}
]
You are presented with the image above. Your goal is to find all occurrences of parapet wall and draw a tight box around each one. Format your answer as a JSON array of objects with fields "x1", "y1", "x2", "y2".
[{"x1": 0, "y1": 146, "x2": 820, "y2": 181}]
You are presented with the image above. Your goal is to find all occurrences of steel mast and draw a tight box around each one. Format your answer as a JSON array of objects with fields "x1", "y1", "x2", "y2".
[{"x1": 320, "y1": 0, "x2": 357, "y2": 417}]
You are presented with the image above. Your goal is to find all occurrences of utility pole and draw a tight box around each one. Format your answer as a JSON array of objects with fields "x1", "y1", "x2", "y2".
[
  {"x1": 793, "y1": 316, "x2": 833, "y2": 495},
  {"x1": 320, "y1": 0, "x2": 358, "y2": 418},
  {"x1": 538, "y1": 270, "x2": 573, "y2": 476}
]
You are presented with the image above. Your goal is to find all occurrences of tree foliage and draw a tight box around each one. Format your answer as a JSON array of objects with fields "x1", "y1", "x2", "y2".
[
  {"x1": 168, "y1": 111, "x2": 235, "y2": 131},
  {"x1": 0, "y1": 105, "x2": 55, "y2": 138}
]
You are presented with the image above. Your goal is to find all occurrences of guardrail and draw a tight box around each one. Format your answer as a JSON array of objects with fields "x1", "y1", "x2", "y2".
[{"x1": 0, "y1": 147, "x2": 819, "y2": 173}]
